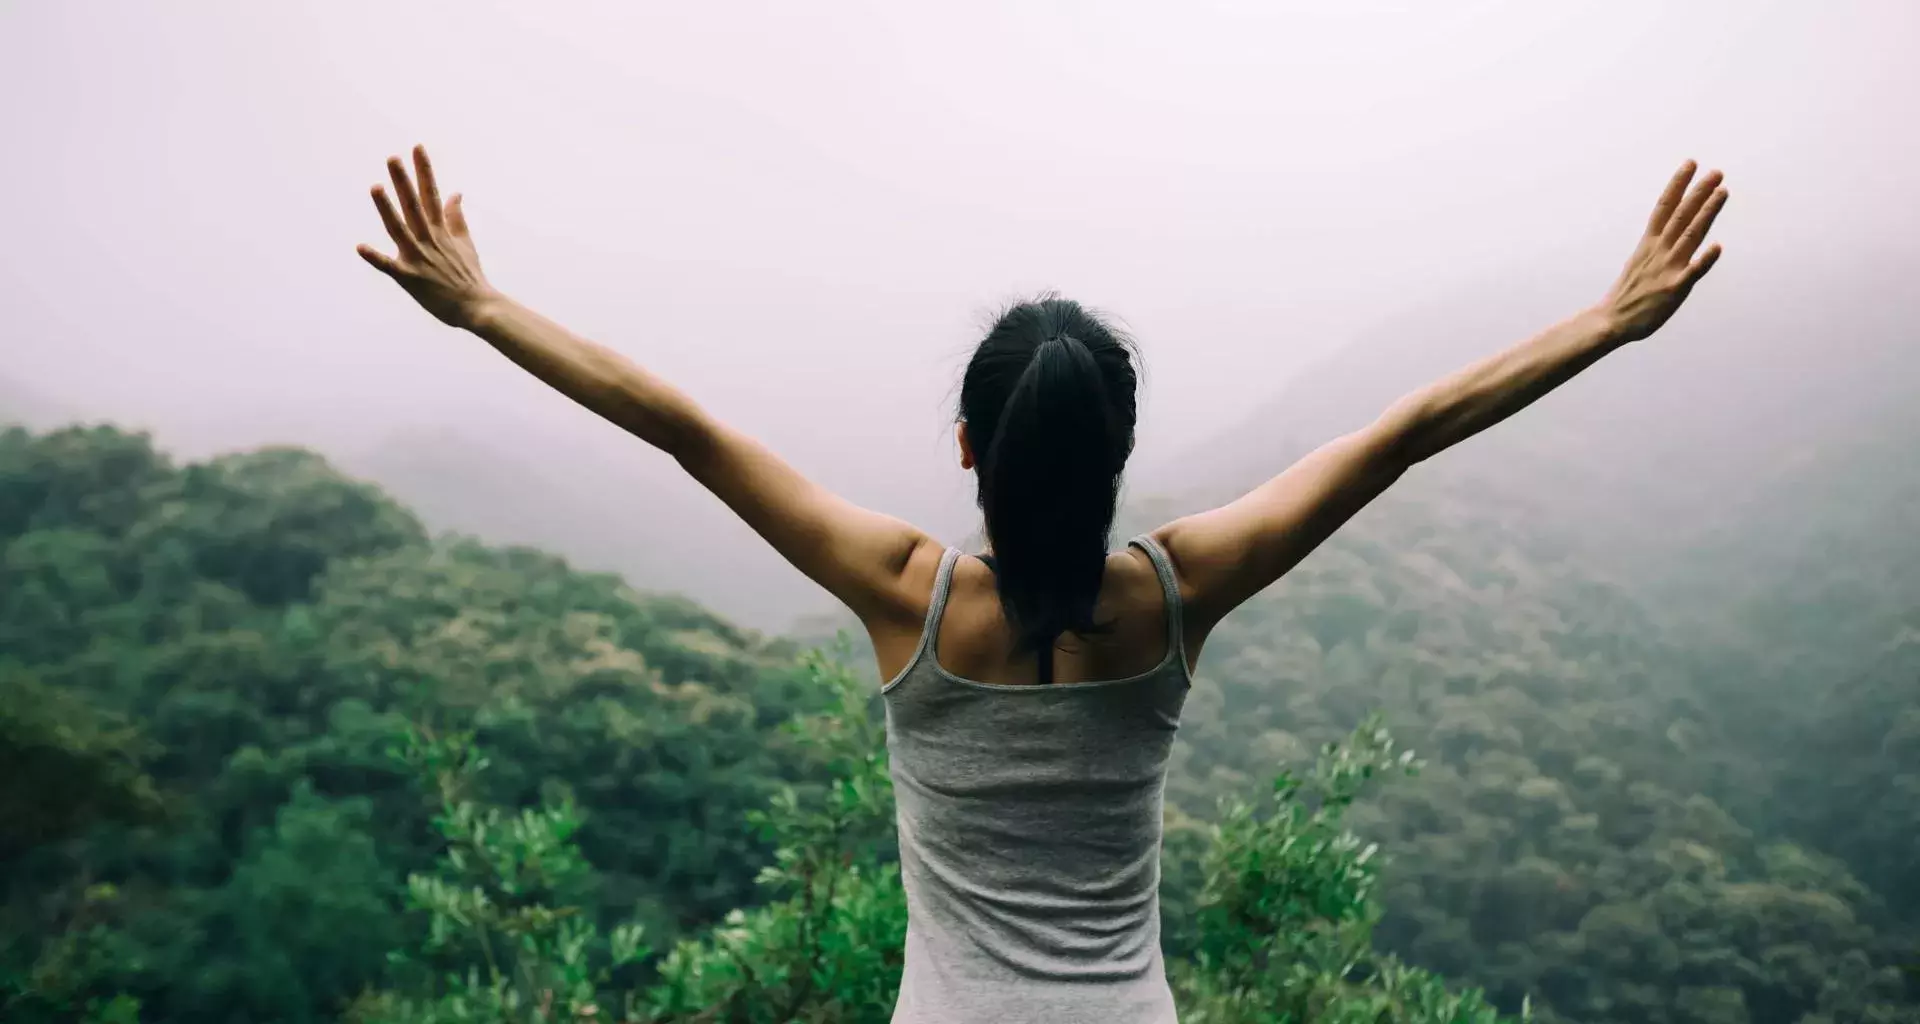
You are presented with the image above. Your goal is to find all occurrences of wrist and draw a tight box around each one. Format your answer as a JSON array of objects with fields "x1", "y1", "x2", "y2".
[
  {"x1": 458, "y1": 289, "x2": 512, "y2": 334},
  {"x1": 1578, "y1": 302, "x2": 1636, "y2": 350}
]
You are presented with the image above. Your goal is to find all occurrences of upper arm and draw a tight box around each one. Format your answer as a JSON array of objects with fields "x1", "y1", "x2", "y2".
[
  {"x1": 1153, "y1": 418, "x2": 1412, "y2": 635},
  {"x1": 675, "y1": 418, "x2": 941, "y2": 628}
]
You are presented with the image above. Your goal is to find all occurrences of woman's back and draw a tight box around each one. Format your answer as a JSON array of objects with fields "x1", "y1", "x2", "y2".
[{"x1": 883, "y1": 536, "x2": 1191, "y2": 1024}]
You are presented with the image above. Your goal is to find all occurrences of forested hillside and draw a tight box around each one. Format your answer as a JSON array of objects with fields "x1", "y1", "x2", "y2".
[
  {"x1": 3, "y1": 422, "x2": 1915, "y2": 1023},
  {"x1": 0, "y1": 426, "x2": 832, "y2": 1020},
  {"x1": 1126, "y1": 251, "x2": 1920, "y2": 1017},
  {"x1": 1130, "y1": 472, "x2": 1920, "y2": 1022}
]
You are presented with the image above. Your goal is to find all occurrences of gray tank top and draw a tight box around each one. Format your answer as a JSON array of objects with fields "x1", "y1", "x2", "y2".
[{"x1": 882, "y1": 535, "x2": 1192, "y2": 1024}]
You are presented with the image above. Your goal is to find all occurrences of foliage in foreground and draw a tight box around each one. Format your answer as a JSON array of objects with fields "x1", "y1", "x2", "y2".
[
  {"x1": 345, "y1": 727, "x2": 651, "y2": 1024},
  {"x1": 360, "y1": 650, "x2": 1513, "y2": 1023},
  {"x1": 1175, "y1": 724, "x2": 1512, "y2": 1024}
]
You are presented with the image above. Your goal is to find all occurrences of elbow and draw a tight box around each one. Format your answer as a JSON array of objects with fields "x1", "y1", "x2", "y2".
[
  {"x1": 1369, "y1": 398, "x2": 1438, "y2": 469},
  {"x1": 662, "y1": 408, "x2": 732, "y2": 473},
  {"x1": 659, "y1": 412, "x2": 715, "y2": 466}
]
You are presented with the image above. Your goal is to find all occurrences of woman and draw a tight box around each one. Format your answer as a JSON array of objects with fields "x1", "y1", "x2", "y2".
[{"x1": 358, "y1": 148, "x2": 1727, "y2": 1023}]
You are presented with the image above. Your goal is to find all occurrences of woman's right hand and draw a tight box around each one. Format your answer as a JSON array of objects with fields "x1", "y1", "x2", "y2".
[
  {"x1": 1598, "y1": 160, "x2": 1729, "y2": 344},
  {"x1": 357, "y1": 145, "x2": 499, "y2": 330}
]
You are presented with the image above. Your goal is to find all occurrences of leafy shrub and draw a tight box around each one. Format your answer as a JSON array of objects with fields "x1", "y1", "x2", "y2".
[{"x1": 364, "y1": 651, "x2": 1518, "y2": 1023}]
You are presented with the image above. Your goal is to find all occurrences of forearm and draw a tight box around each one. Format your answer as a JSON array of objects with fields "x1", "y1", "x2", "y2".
[
  {"x1": 465, "y1": 294, "x2": 711, "y2": 457},
  {"x1": 1382, "y1": 305, "x2": 1628, "y2": 465}
]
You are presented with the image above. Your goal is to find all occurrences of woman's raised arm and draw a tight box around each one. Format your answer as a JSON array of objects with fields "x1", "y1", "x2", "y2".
[
  {"x1": 357, "y1": 146, "x2": 939, "y2": 625},
  {"x1": 1155, "y1": 160, "x2": 1731, "y2": 640}
]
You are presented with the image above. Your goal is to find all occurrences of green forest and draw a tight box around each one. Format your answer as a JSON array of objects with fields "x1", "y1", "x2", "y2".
[{"x1": 2, "y1": 421, "x2": 1915, "y2": 1023}]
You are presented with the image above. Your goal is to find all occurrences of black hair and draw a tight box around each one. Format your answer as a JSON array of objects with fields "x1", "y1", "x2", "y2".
[{"x1": 960, "y1": 294, "x2": 1139, "y2": 676}]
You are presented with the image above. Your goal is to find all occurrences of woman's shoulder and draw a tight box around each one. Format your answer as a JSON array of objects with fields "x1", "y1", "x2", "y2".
[{"x1": 1103, "y1": 543, "x2": 1174, "y2": 619}]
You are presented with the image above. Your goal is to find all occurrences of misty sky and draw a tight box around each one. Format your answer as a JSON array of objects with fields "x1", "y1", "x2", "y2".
[{"x1": 3, "y1": 1, "x2": 1917, "y2": 625}]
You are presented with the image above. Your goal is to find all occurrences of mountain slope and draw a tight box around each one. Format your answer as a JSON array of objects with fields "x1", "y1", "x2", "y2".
[
  {"x1": 1132, "y1": 245, "x2": 1919, "y2": 616},
  {"x1": 341, "y1": 424, "x2": 838, "y2": 632},
  {"x1": 0, "y1": 425, "x2": 828, "y2": 1022}
]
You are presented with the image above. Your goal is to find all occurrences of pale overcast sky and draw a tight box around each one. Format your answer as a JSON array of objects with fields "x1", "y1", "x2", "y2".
[{"x1": 3, "y1": 1, "x2": 1916, "y2": 624}]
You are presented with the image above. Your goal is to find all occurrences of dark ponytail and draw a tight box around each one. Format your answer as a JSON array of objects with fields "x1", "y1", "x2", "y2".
[{"x1": 961, "y1": 295, "x2": 1139, "y2": 666}]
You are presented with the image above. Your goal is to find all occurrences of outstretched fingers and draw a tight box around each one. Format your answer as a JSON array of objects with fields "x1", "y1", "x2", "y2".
[
  {"x1": 360, "y1": 146, "x2": 474, "y2": 289},
  {"x1": 444, "y1": 193, "x2": 470, "y2": 237},
  {"x1": 1685, "y1": 243, "x2": 1724, "y2": 285},
  {"x1": 387, "y1": 156, "x2": 430, "y2": 239},
  {"x1": 1675, "y1": 186, "x2": 1729, "y2": 261},
  {"x1": 356, "y1": 243, "x2": 404, "y2": 279},
  {"x1": 413, "y1": 145, "x2": 444, "y2": 226},
  {"x1": 370, "y1": 185, "x2": 416, "y2": 258},
  {"x1": 1663, "y1": 169, "x2": 1724, "y2": 248},
  {"x1": 1647, "y1": 161, "x2": 1698, "y2": 237}
]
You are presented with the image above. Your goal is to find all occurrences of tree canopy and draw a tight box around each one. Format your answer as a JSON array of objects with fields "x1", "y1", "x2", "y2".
[{"x1": 2, "y1": 423, "x2": 1914, "y2": 1023}]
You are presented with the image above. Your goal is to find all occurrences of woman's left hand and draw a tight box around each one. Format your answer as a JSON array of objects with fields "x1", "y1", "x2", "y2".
[
  {"x1": 357, "y1": 145, "x2": 498, "y2": 330},
  {"x1": 1599, "y1": 160, "x2": 1729, "y2": 344}
]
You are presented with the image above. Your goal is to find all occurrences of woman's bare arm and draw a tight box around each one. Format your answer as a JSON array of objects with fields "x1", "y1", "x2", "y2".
[
  {"x1": 1157, "y1": 160, "x2": 1731, "y2": 635},
  {"x1": 356, "y1": 146, "x2": 938, "y2": 625}
]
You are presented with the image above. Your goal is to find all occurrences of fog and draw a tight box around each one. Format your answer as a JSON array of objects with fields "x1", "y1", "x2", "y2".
[{"x1": 3, "y1": 0, "x2": 1917, "y2": 628}]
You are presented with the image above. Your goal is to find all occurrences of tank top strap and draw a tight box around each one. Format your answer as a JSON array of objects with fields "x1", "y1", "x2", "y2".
[
  {"x1": 884, "y1": 546, "x2": 962, "y2": 693},
  {"x1": 925, "y1": 545, "x2": 964, "y2": 635},
  {"x1": 1127, "y1": 533, "x2": 1188, "y2": 670}
]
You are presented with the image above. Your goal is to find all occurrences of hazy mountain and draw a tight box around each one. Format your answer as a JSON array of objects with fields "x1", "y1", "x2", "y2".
[
  {"x1": 338, "y1": 423, "x2": 839, "y2": 632},
  {"x1": 1134, "y1": 244, "x2": 1920, "y2": 625}
]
